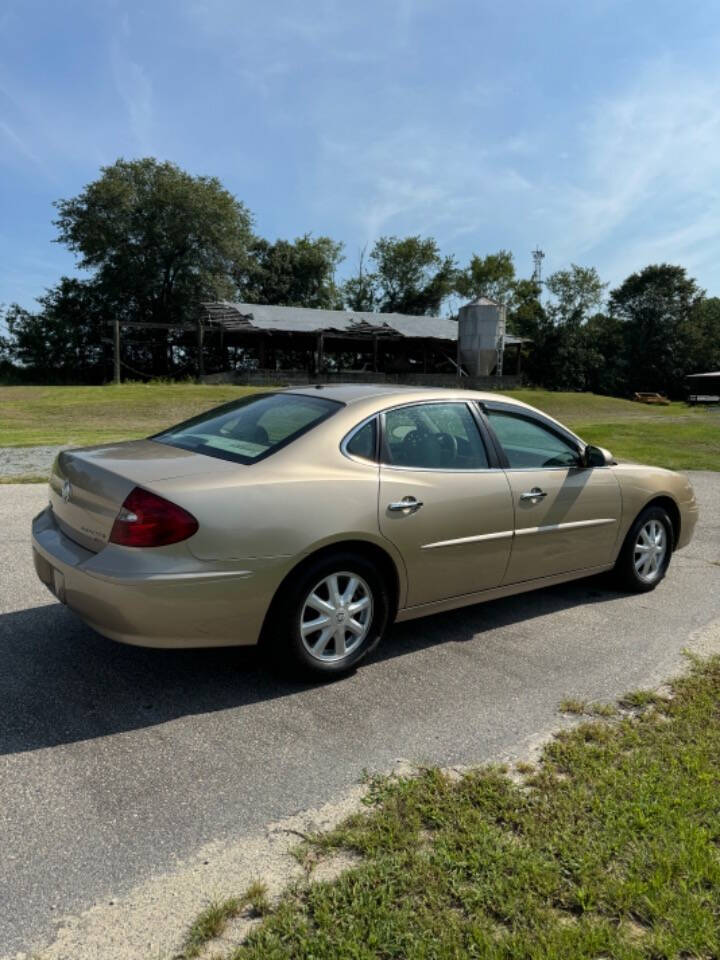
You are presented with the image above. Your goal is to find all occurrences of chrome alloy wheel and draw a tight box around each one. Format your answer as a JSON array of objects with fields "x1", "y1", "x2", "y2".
[
  {"x1": 633, "y1": 518, "x2": 668, "y2": 583},
  {"x1": 300, "y1": 572, "x2": 373, "y2": 662}
]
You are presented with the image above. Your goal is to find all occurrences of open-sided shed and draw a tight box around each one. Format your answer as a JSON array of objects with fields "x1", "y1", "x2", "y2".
[{"x1": 201, "y1": 301, "x2": 525, "y2": 377}]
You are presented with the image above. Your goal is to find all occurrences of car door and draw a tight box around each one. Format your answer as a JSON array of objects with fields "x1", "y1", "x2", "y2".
[
  {"x1": 377, "y1": 400, "x2": 514, "y2": 607},
  {"x1": 483, "y1": 404, "x2": 622, "y2": 584}
]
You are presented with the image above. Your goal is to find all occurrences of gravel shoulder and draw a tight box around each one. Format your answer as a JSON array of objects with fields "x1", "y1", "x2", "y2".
[{"x1": 0, "y1": 444, "x2": 66, "y2": 479}]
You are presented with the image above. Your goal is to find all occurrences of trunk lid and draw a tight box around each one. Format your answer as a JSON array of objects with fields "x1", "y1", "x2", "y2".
[{"x1": 49, "y1": 439, "x2": 237, "y2": 552}]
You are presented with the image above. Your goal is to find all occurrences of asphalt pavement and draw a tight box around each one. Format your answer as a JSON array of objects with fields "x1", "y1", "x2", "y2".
[{"x1": 2, "y1": 474, "x2": 719, "y2": 956}]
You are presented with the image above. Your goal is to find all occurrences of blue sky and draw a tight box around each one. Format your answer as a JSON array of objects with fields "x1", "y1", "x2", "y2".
[{"x1": 2, "y1": 0, "x2": 720, "y2": 314}]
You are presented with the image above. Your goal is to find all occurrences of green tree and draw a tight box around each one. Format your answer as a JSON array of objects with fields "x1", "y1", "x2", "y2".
[
  {"x1": 506, "y1": 278, "x2": 544, "y2": 338},
  {"x1": 582, "y1": 312, "x2": 627, "y2": 396},
  {"x1": 54, "y1": 157, "x2": 254, "y2": 373},
  {"x1": 509, "y1": 266, "x2": 606, "y2": 391},
  {"x1": 355, "y1": 235, "x2": 455, "y2": 315},
  {"x1": 343, "y1": 247, "x2": 376, "y2": 312},
  {"x1": 455, "y1": 249, "x2": 516, "y2": 304},
  {"x1": 3, "y1": 278, "x2": 108, "y2": 382},
  {"x1": 545, "y1": 265, "x2": 606, "y2": 324},
  {"x1": 609, "y1": 264, "x2": 703, "y2": 396},
  {"x1": 686, "y1": 296, "x2": 720, "y2": 376},
  {"x1": 238, "y1": 234, "x2": 344, "y2": 308},
  {"x1": 0, "y1": 305, "x2": 15, "y2": 380},
  {"x1": 534, "y1": 265, "x2": 608, "y2": 391}
]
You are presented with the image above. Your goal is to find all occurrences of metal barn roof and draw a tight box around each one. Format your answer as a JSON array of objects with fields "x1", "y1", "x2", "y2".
[
  {"x1": 203, "y1": 301, "x2": 458, "y2": 340},
  {"x1": 203, "y1": 301, "x2": 527, "y2": 345}
]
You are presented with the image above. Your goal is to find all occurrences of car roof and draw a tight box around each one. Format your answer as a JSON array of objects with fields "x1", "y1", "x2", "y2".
[{"x1": 283, "y1": 382, "x2": 530, "y2": 408}]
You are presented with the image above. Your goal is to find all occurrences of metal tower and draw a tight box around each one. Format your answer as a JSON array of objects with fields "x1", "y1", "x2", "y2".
[{"x1": 531, "y1": 247, "x2": 545, "y2": 286}]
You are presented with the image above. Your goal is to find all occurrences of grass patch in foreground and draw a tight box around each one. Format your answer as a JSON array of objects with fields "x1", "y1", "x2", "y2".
[
  {"x1": 217, "y1": 656, "x2": 720, "y2": 959},
  {"x1": 180, "y1": 882, "x2": 269, "y2": 959}
]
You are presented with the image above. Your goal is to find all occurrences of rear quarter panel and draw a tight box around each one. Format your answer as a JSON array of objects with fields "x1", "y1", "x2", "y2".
[{"x1": 147, "y1": 407, "x2": 409, "y2": 605}]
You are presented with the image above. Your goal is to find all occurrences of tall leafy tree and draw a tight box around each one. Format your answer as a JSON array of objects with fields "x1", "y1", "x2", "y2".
[
  {"x1": 506, "y1": 278, "x2": 544, "y2": 338},
  {"x1": 609, "y1": 264, "x2": 703, "y2": 396},
  {"x1": 346, "y1": 235, "x2": 455, "y2": 315},
  {"x1": 455, "y1": 249, "x2": 516, "y2": 304},
  {"x1": 238, "y1": 234, "x2": 344, "y2": 308},
  {"x1": 53, "y1": 157, "x2": 254, "y2": 373},
  {"x1": 545, "y1": 265, "x2": 606, "y2": 324},
  {"x1": 582, "y1": 312, "x2": 627, "y2": 396},
  {"x1": 509, "y1": 266, "x2": 607, "y2": 391}
]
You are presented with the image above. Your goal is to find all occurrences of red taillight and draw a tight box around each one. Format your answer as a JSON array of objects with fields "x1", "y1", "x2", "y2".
[{"x1": 109, "y1": 487, "x2": 198, "y2": 548}]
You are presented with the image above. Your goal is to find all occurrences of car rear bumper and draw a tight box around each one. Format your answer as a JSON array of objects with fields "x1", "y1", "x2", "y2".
[{"x1": 31, "y1": 506, "x2": 276, "y2": 648}]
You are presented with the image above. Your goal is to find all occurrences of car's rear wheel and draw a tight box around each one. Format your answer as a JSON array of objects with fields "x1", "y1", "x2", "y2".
[
  {"x1": 264, "y1": 552, "x2": 390, "y2": 679},
  {"x1": 613, "y1": 505, "x2": 673, "y2": 592}
]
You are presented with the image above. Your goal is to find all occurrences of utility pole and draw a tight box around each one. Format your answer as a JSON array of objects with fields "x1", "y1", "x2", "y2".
[{"x1": 113, "y1": 318, "x2": 121, "y2": 384}]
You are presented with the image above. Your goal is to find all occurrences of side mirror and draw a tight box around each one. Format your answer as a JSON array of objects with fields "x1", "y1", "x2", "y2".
[{"x1": 583, "y1": 444, "x2": 614, "y2": 467}]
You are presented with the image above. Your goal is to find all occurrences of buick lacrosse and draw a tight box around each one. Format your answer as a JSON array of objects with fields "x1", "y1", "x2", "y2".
[{"x1": 32, "y1": 385, "x2": 698, "y2": 677}]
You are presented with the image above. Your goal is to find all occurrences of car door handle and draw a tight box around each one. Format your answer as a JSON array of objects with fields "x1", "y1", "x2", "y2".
[
  {"x1": 520, "y1": 487, "x2": 547, "y2": 501},
  {"x1": 388, "y1": 497, "x2": 424, "y2": 513}
]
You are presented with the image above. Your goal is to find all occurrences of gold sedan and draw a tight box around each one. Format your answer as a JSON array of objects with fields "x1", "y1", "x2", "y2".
[{"x1": 32, "y1": 386, "x2": 699, "y2": 677}]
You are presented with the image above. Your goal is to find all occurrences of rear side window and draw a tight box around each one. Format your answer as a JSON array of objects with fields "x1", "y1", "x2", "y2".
[
  {"x1": 153, "y1": 393, "x2": 342, "y2": 464},
  {"x1": 382, "y1": 402, "x2": 489, "y2": 469},
  {"x1": 345, "y1": 418, "x2": 378, "y2": 461}
]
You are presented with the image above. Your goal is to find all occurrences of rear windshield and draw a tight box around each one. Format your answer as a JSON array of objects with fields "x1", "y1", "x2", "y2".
[{"x1": 152, "y1": 392, "x2": 343, "y2": 464}]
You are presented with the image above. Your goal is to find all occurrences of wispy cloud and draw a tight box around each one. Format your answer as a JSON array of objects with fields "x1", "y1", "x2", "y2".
[
  {"x1": 317, "y1": 125, "x2": 534, "y2": 249},
  {"x1": 311, "y1": 55, "x2": 720, "y2": 290},
  {"x1": 0, "y1": 119, "x2": 40, "y2": 164},
  {"x1": 540, "y1": 60, "x2": 720, "y2": 282},
  {"x1": 111, "y1": 48, "x2": 153, "y2": 152}
]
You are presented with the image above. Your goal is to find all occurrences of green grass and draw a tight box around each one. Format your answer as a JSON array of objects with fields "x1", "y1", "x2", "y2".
[
  {"x1": 507, "y1": 389, "x2": 720, "y2": 471},
  {"x1": 0, "y1": 473, "x2": 47, "y2": 483},
  {"x1": 180, "y1": 882, "x2": 269, "y2": 959},
  {"x1": 0, "y1": 383, "x2": 270, "y2": 447},
  {"x1": 198, "y1": 656, "x2": 720, "y2": 959},
  {"x1": 0, "y1": 383, "x2": 718, "y2": 471}
]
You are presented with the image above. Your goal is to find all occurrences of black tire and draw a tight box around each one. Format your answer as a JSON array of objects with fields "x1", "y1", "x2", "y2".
[
  {"x1": 263, "y1": 551, "x2": 390, "y2": 680},
  {"x1": 613, "y1": 505, "x2": 674, "y2": 593}
]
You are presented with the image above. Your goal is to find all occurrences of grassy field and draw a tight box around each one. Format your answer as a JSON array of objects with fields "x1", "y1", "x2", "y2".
[
  {"x1": 0, "y1": 383, "x2": 718, "y2": 470},
  {"x1": 182, "y1": 657, "x2": 720, "y2": 959},
  {"x1": 505, "y1": 389, "x2": 720, "y2": 471},
  {"x1": 0, "y1": 383, "x2": 268, "y2": 448}
]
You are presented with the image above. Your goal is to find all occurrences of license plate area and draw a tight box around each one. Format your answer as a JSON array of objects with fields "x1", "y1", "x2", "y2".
[
  {"x1": 33, "y1": 549, "x2": 67, "y2": 604},
  {"x1": 52, "y1": 569, "x2": 66, "y2": 604}
]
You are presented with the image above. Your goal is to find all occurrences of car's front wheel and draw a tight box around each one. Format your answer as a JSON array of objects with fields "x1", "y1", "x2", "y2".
[
  {"x1": 265, "y1": 551, "x2": 390, "y2": 679},
  {"x1": 613, "y1": 505, "x2": 673, "y2": 592}
]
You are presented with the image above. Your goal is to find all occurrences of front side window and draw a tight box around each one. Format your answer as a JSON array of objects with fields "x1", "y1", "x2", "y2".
[
  {"x1": 382, "y1": 402, "x2": 489, "y2": 470},
  {"x1": 487, "y1": 410, "x2": 580, "y2": 468},
  {"x1": 153, "y1": 393, "x2": 342, "y2": 464}
]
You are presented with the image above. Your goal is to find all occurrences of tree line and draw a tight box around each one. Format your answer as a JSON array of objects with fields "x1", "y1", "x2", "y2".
[{"x1": 2, "y1": 156, "x2": 719, "y2": 397}]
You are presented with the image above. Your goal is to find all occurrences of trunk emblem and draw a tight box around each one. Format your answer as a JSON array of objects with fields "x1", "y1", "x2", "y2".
[{"x1": 61, "y1": 480, "x2": 72, "y2": 503}]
